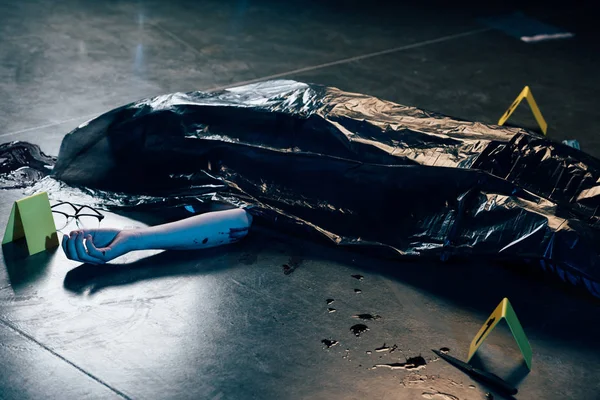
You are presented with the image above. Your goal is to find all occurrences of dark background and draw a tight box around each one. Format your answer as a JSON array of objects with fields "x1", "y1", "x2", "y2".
[{"x1": 1, "y1": 1, "x2": 599, "y2": 399}]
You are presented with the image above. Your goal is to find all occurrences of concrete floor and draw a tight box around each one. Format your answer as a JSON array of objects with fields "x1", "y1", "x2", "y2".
[{"x1": 1, "y1": 1, "x2": 600, "y2": 399}]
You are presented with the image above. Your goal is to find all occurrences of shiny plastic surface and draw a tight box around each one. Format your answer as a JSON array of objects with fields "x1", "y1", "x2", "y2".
[{"x1": 9, "y1": 80, "x2": 600, "y2": 296}]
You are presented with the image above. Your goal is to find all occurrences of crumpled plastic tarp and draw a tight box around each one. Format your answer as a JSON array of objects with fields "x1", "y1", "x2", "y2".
[
  {"x1": 10, "y1": 80, "x2": 600, "y2": 296},
  {"x1": 0, "y1": 141, "x2": 56, "y2": 189}
]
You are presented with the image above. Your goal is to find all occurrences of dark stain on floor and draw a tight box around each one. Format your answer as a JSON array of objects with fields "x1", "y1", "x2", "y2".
[
  {"x1": 350, "y1": 324, "x2": 369, "y2": 337},
  {"x1": 374, "y1": 355, "x2": 427, "y2": 370},
  {"x1": 282, "y1": 255, "x2": 304, "y2": 275}
]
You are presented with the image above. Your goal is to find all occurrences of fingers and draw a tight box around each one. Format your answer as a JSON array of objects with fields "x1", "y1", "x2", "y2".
[
  {"x1": 85, "y1": 235, "x2": 117, "y2": 262},
  {"x1": 61, "y1": 229, "x2": 131, "y2": 264},
  {"x1": 66, "y1": 231, "x2": 78, "y2": 260},
  {"x1": 61, "y1": 233, "x2": 68, "y2": 255},
  {"x1": 62, "y1": 230, "x2": 105, "y2": 264},
  {"x1": 75, "y1": 232, "x2": 105, "y2": 264},
  {"x1": 86, "y1": 234, "x2": 131, "y2": 261}
]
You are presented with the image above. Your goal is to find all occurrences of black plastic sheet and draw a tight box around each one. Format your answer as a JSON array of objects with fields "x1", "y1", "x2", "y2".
[
  {"x1": 9, "y1": 80, "x2": 600, "y2": 296},
  {"x1": 0, "y1": 142, "x2": 55, "y2": 189}
]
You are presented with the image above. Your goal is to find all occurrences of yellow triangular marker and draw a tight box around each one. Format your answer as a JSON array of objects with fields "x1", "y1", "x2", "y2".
[
  {"x1": 498, "y1": 86, "x2": 548, "y2": 135},
  {"x1": 468, "y1": 298, "x2": 532, "y2": 370},
  {"x1": 2, "y1": 192, "x2": 59, "y2": 256}
]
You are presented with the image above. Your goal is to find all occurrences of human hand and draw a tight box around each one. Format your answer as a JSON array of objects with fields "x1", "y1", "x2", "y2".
[{"x1": 62, "y1": 228, "x2": 138, "y2": 264}]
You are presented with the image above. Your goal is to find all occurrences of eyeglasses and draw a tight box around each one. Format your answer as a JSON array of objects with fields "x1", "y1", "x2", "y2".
[{"x1": 51, "y1": 201, "x2": 105, "y2": 231}]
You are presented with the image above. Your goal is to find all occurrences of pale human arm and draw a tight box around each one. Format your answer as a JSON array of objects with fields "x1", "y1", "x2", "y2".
[{"x1": 62, "y1": 208, "x2": 253, "y2": 264}]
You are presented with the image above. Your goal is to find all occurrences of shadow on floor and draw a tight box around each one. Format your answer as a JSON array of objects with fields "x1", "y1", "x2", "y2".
[
  {"x1": 470, "y1": 352, "x2": 530, "y2": 387},
  {"x1": 63, "y1": 223, "x2": 600, "y2": 349},
  {"x1": 2, "y1": 240, "x2": 58, "y2": 292},
  {"x1": 63, "y1": 245, "x2": 239, "y2": 295}
]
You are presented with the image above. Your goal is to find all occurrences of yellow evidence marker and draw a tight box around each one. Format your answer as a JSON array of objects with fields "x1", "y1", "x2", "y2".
[
  {"x1": 468, "y1": 298, "x2": 532, "y2": 370},
  {"x1": 498, "y1": 86, "x2": 548, "y2": 135},
  {"x1": 2, "y1": 192, "x2": 59, "y2": 256}
]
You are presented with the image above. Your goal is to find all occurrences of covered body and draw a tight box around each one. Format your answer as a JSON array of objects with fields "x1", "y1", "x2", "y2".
[{"x1": 47, "y1": 80, "x2": 600, "y2": 296}]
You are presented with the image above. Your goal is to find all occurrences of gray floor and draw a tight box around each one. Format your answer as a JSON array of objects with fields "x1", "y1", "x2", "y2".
[{"x1": 1, "y1": 1, "x2": 600, "y2": 399}]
